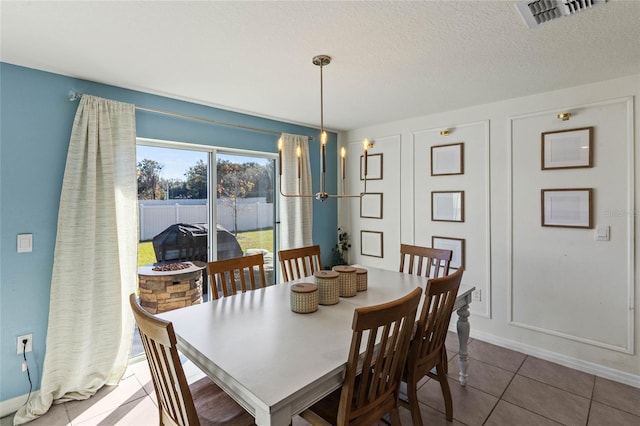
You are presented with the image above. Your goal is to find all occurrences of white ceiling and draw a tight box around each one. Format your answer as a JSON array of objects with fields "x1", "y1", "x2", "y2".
[{"x1": 1, "y1": 1, "x2": 639, "y2": 131}]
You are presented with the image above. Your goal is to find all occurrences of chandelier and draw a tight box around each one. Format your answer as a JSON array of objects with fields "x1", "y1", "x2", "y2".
[{"x1": 278, "y1": 54, "x2": 372, "y2": 201}]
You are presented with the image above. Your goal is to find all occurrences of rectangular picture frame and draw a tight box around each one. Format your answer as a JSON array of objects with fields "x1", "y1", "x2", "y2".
[
  {"x1": 432, "y1": 236, "x2": 465, "y2": 270},
  {"x1": 360, "y1": 192, "x2": 383, "y2": 219},
  {"x1": 431, "y1": 142, "x2": 464, "y2": 176},
  {"x1": 541, "y1": 127, "x2": 593, "y2": 170},
  {"x1": 360, "y1": 153, "x2": 383, "y2": 180},
  {"x1": 360, "y1": 230, "x2": 384, "y2": 258},
  {"x1": 431, "y1": 190, "x2": 464, "y2": 222},
  {"x1": 541, "y1": 188, "x2": 593, "y2": 229}
]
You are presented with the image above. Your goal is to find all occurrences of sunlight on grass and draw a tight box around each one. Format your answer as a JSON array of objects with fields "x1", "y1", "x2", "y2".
[
  {"x1": 137, "y1": 229, "x2": 273, "y2": 267},
  {"x1": 235, "y1": 229, "x2": 273, "y2": 254},
  {"x1": 138, "y1": 241, "x2": 156, "y2": 266}
]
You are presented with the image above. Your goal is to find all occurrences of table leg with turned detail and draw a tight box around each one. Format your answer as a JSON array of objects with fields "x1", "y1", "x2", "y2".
[{"x1": 454, "y1": 288, "x2": 474, "y2": 386}]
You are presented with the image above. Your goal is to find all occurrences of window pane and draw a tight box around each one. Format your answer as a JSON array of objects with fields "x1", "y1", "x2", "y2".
[
  {"x1": 217, "y1": 153, "x2": 275, "y2": 284},
  {"x1": 134, "y1": 145, "x2": 208, "y2": 358}
]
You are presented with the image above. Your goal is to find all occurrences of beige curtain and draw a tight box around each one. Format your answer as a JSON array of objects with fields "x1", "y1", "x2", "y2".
[
  {"x1": 15, "y1": 95, "x2": 137, "y2": 424},
  {"x1": 279, "y1": 133, "x2": 313, "y2": 255}
]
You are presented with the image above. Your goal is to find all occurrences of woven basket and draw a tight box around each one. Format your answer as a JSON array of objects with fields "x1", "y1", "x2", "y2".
[
  {"x1": 314, "y1": 270, "x2": 340, "y2": 305},
  {"x1": 332, "y1": 265, "x2": 357, "y2": 297},
  {"x1": 355, "y1": 268, "x2": 368, "y2": 291},
  {"x1": 290, "y1": 283, "x2": 318, "y2": 314}
]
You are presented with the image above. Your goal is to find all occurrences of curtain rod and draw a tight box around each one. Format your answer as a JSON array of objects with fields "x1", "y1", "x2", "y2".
[{"x1": 68, "y1": 91, "x2": 313, "y2": 141}]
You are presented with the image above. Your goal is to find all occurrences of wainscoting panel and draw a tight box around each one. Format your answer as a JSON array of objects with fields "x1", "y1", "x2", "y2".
[
  {"x1": 346, "y1": 134, "x2": 401, "y2": 271},
  {"x1": 413, "y1": 121, "x2": 491, "y2": 318},
  {"x1": 509, "y1": 97, "x2": 634, "y2": 353}
]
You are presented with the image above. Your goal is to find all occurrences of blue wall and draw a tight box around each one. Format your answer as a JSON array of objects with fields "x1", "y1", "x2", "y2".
[{"x1": 0, "y1": 63, "x2": 338, "y2": 402}]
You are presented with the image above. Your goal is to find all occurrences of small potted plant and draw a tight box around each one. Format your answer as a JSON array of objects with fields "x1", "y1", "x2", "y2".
[{"x1": 332, "y1": 227, "x2": 351, "y2": 265}]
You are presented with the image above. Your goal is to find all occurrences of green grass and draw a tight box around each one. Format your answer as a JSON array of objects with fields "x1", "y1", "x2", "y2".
[
  {"x1": 235, "y1": 229, "x2": 273, "y2": 254},
  {"x1": 138, "y1": 229, "x2": 273, "y2": 267},
  {"x1": 138, "y1": 241, "x2": 157, "y2": 267}
]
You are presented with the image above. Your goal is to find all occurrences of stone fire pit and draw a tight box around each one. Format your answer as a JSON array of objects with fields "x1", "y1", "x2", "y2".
[{"x1": 138, "y1": 261, "x2": 206, "y2": 314}]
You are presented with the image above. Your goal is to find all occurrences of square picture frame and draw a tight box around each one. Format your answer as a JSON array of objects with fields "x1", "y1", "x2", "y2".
[
  {"x1": 541, "y1": 188, "x2": 593, "y2": 229},
  {"x1": 360, "y1": 153, "x2": 383, "y2": 180},
  {"x1": 431, "y1": 142, "x2": 464, "y2": 176},
  {"x1": 360, "y1": 192, "x2": 383, "y2": 219},
  {"x1": 431, "y1": 191, "x2": 464, "y2": 222},
  {"x1": 360, "y1": 230, "x2": 384, "y2": 258},
  {"x1": 432, "y1": 236, "x2": 465, "y2": 269},
  {"x1": 541, "y1": 127, "x2": 593, "y2": 170}
]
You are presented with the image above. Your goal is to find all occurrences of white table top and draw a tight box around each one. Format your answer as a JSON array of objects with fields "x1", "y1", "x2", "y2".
[{"x1": 159, "y1": 266, "x2": 474, "y2": 425}]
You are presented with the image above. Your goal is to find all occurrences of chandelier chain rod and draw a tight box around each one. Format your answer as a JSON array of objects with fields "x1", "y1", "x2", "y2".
[{"x1": 279, "y1": 54, "x2": 368, "y2": 201}]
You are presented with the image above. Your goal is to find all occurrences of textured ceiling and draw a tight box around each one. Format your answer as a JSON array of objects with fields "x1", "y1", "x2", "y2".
[{"x1": 1, "y1": 1, "x2": 639, "y2": 131}]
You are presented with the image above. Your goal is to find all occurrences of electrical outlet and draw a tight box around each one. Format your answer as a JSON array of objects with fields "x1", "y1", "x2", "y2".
[
  {"x1": 17, "y1": 334, "x2": 32, "y2": 354},
  {"x1": 472, "y1": 290, "x2": 481, "y2": 302}
]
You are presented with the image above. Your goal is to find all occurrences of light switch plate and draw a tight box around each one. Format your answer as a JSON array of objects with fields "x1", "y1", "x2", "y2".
[
  {"x1": 595, "y1": 225, "x2": 610, "y2": 241},
  {"x1": 17, "y1": 234, "x2": 33, "y2": 253}
]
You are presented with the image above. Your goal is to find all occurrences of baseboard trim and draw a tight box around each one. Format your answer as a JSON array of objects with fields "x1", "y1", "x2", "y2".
[
  {"x1": 0, "y1": 390, "x2": 39, "y2": 419},
  {"x1": 470, "y1": 330, "x2": 640, "y2": 388}
]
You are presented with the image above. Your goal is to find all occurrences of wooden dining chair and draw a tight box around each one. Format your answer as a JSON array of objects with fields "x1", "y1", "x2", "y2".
[
  {"x1": 399, "y1": 243, "x2": 452, "y2": 278},
  {"x1": 207, "y1": 253, "x2": 266, "y2": 300},
  {"x1": 278, "y1": 245, "x2": 322, "y2": 282},
  {"x1": 399, "y1": 244, "x2": 455, "y2": 380},
  {"x1": 129, "y1": 294, "x2": 254, "y2": 426},
  {"x1": 402, "y1": 268, "x2": 464, "y2": 425},
  {"x1": 301, "y1": 287, "x2": 422, "y2": 426}
]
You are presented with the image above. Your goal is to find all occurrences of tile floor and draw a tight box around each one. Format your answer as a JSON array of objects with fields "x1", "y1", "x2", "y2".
[{"x1": 2, "y1": 333, "x2": 639, "y2": 425}]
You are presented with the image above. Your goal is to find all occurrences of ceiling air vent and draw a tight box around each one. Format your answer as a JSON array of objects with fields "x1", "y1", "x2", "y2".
[{"x1": 516, "y1": 0, "x2": 607, "y2": 28}]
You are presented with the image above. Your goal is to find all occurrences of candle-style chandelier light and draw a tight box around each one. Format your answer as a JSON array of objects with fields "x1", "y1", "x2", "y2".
[{"x1": 278, "y1": 54, "x2": 372, "y2": 201}]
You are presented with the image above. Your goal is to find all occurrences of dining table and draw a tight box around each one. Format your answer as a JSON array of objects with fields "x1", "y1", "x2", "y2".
[{"x1": 158, "y1": 265, "x2": 475, "y2": 426}]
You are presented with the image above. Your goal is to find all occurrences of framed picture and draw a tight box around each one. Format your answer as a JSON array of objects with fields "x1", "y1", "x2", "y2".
[
  {"x1": 432, "y1": 236, "x2": 465, "y2": 269},
  {"x1": 360, "y1": 230, "x2": 384, "y2": 258},
  {"x1": 541, "y1": 188, "x2": 593, "y2": 228},
  {"x1": 360, "y1": 153, "x2": 383, "y2": 180},
  {"x1": 360, "y1": 192, "x2": 383, "y2": 219},
  {"x1": 431, "y1": 142, "x2": 464, "y2": 176},
  {"x1": 431, "y1": 191, "x2": 464, "y2": 222},
  {"x1": 541, "y1": 127, "x2": 593, "y2": 170}
]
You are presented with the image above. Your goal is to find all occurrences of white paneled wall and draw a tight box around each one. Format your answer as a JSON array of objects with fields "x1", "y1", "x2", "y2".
[
  {"x1": 340, "y1": 74, "x2": 639, "y2": 385},
  {"x1": 413, "y1": 121, "x2": 491, "y2": 318},
  {"x1": 345, "y1": 135, "x2": 401, "y2": 271},
  {"x1": 509, "y1": 98, "x2": 634, "y2": 353}
]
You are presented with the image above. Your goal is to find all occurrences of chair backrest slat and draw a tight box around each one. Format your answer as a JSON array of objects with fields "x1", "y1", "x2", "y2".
[
  {"x1": 278, "y1": 245, "x2": 322, "y2": 282},
  {"x1": 399, "y1": 244, "x2": 453, "y2": 278},
  {"x1": 130, "y1": 294, "x2": 200, "y2": 426},
  {"x1": 207, "y1": 253, "x2": 266, "y2": 299}
]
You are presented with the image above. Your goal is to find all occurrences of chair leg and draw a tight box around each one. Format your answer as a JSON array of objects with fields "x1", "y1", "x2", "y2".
[
  {"x1": 406, "y1": 376, "x2": 423, "y2": 426},
  {"x1": 441, "y1": 344, "x2": 448, "y2": 374},
  {"x1": 436, "y1": 362, "x2": 453, "y2": 422},
  {"x1": 389, "y1": 407, "x2": 401, "y2": 426}
]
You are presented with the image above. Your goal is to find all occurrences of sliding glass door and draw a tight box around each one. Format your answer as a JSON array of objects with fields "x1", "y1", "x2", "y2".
[
  {"x1": 133, "y1": 141, "x2": 276, "y2": 358},
  {"x1": 216, "y1": 152, "x2": 276, "y2": 285}
]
